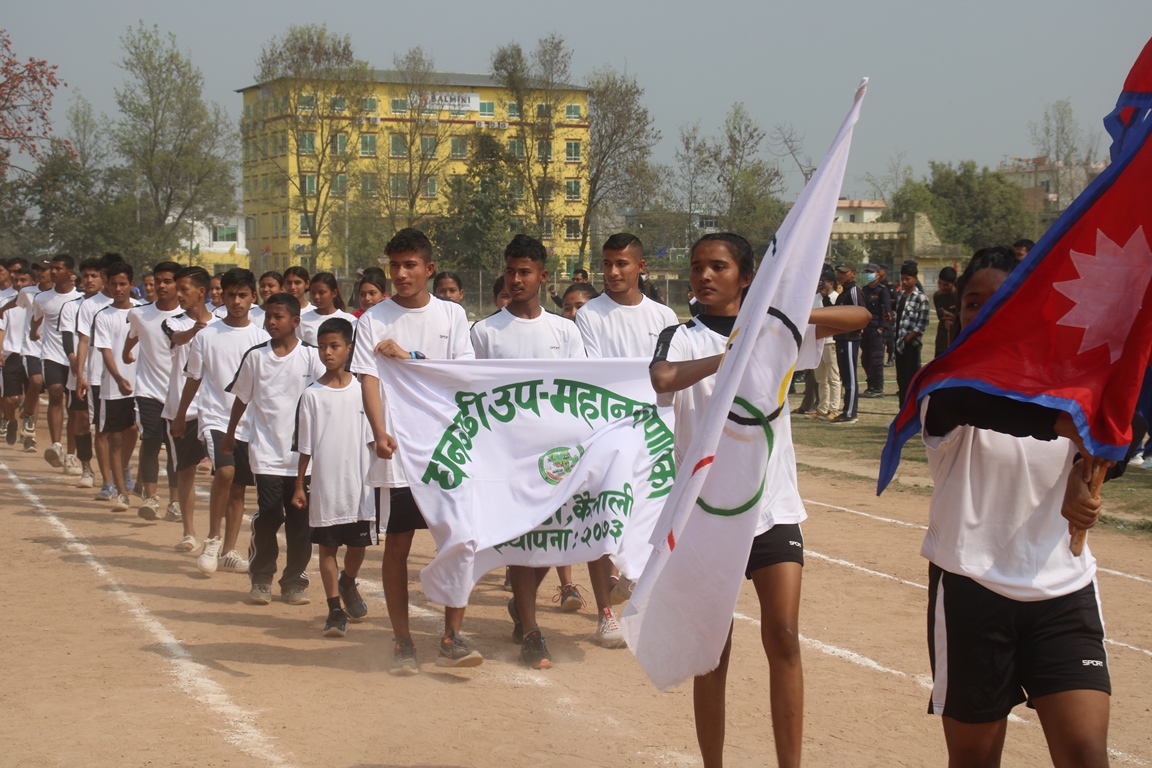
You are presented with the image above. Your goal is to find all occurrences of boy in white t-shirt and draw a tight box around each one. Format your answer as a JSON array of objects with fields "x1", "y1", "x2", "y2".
[
  {"x1": 573, "y1": 232, "x2": 679, "y2": 647},
  {"x1": 293, "y1": 317, "x2": 376, "y2": 637},
  {"x1": 225, "y1": 293, "x2": 325, "y2": 606},
  {"x1": 92, "y1": 261, "x2": 141, "y2": 512},
  {"x1": 350, "y1": 227, "x2": 481, "y2": 674},
  {"x1": 173, "y1": 268, "x2": 269, "y2": 576},
  {"x1": 471, "y1": 234, "x2": 586, "y2": 669},
  {"x1": 58, "y1": 258, "x2": 105, "y2": 487},
  {"x1": 30, "y1": 254, "x2": 80, "y2": 469},
  {"x1": 0, "y1": 262, "x2": 32, "y2": 445}
]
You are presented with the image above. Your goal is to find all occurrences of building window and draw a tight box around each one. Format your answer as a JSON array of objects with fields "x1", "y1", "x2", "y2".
[
  {"x1": 330, "y1": 96, "x2": 346, "y2": 112},
  {"x1": 299, "y1": 214, "x2": 314, "y2": 236},
  {"x1": 701, "y1": 216, "x2": 718, "y2": 229},
  {"x1": 280, "y1": 132, "x2": 288, "y2": 155},
  {"x1": 508, "y1": 139, "x2": 525, "y2": 159},
  {"x1": 422, "y1": 176, "x2": 437, "y2": 199},
  {"x1": 541, "y1": 219, "x2": 553, "y2": 239},
  {"x1": 536, "y1": 103, "x2": 552, "y2": 120},
  {"x1": 333, "y1": 174, "x2": 347, "y2": 196},
  {"x1": 281, "y1": 179, "x2": 289, "y2": 197},
  {"x1": 262, "y1": 175, "x2": 269, "y2": 193},
  {"x1": 261, "y1": 100, "x2": 268, "y2": 118},
  {"x1": 361, "y1": 174, "x2": 377, "y2": 196},
  {"x1": 390, "y1": 175, "x2": 409, "y2": 198},
  {"x1": 297, "y1": 94, "x2": 316, "y2": 112},
  {"x1": 299, "y1": 132, "x2": 316, "y2": 155},
  {"x1": 281, "y1": 214, "x2": 288, "y2": 236},
  {"x1": 510, "y1": 179, "x2": 525, "y2": 200},
  {"x1": 213, "y1": 225, "x2": 238, "y2": 242},
  {"x1": 537, "y1": 140, "x2": 552, "y2": 162},
  {"x1": 565, "y1": 141, "x2": 580, "y2": 163},
  {"x1": 539, "y1": 179, "x2": 554, "y2": 201},
  {"x1": 243, "y1": 141, "x2": 250, "y2": 163},
  {"x1": 390, "y1": 135, "x2": 407, "y2": 158},
  {"x1": 565, "y1": 104, "x2": 581, "y2": 121},
  {"x1": 360, "y1": 134, "x2": 377, "y2": 157},
  {"x1": 273, "y1": 217, "x2": 279, "y2": 238},
  {"x1": 449, "y1": 107, "x2": 467, "y2": 117},
  {"x1": 301, "y1": 173, "x2": 317, "y2": 195},
  {"x1": 420, "y1": 135, "x2": 437, "y2": 159},
  {"x1": 244, "y1": 104, "x2": 251, "y2": 119},
  {"x1": 391, "y1": 98, "x2": 408, "y2": 114},
  {"x1": 479, "y1": 101, "x2": 495, "y2": 118},
  {"x1": 849, "y1": 214, "x2": 856, "y2": 223},
  {"x1": 565, "y1": 180, "x2": 581, "y2": 201},
  {"x1": 362, "y1": 97, "x2": 377, "y2": 113},
  {"x1": 332, "y1": 133, "x2": 348, "y2": 155},
  {"x1": 565, "y1": 217, "x2": 581, "y2": 240},
  {"x1": 260, "y1": 136, "x2": 269, "y2": 158},
  {"x1": 507, "y1": 102, "x2": 521, "y2": 119},
  {"x1": 450, "y1": 137, "x2": 467, "y2": 159}
]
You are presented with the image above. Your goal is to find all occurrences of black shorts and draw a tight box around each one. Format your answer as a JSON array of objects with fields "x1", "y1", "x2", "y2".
[
  {"x1": 88, "y1": 385, "x2": 101, "y2": 426},
  {"x1": 43, "y1": 359, "x2": 69, "y2": 388},
  {"x1": 135, "y1": 397, "x2": 165, "y2": 441},
  {"x1": 312, "y1": 520, "x2": 377, "y2": 548},
  {"x1": 2, "y1": 353, "x2": 27, "y2": 397},
  {"x1": 68, "y1": 388, "x2": 88, "y2": 412},
  {"x1": 99, "y1": 397, "x2": 136, "y2": 434},
  {"x1": 745, "y1": 523, "x2": 805, "y2": 579},
  {"x1": 203, "y1": 429, "x2": 254, "y2": 486},
  {"x1": 375, "y1": 486, "x2": 428, "y2": 534},
  {"x1": 23, "y1": 355, "x2": 42, "y2": 378},
  {"x1": 166, "y1": 418, "x2": 206, "y2": 472},
  {"x1": 926, "y1": 563, "x2": 1110, "y2": 724}
]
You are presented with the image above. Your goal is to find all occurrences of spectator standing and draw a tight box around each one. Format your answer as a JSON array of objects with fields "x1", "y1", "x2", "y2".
[{"x1": 894, "y1": 262, "x2": 930, "y2": 407}]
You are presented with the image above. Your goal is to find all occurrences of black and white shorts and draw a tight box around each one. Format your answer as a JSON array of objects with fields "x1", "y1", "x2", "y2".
[
  {"x1": 375, "y1": 486, "x2": 427, "y2": 534},
  {"x1": 926, "y1": 563, "x2": 1110, "y2": 724},
  {"x1": 135, "y1": 397, "x2": 165, "y2": 441},
  {"x1": 43, "y1": 359, "x2": 69, "y2": 388},
  {"x1": 312, "y1": 520, "x2": 377, "y2": 548},
  {"x1": 68, "y1": 387, "x2": 88, "y2": 412},
  {"x1": 99, "y1": 397, "x2": 136, "y2": 434},
  {"x1": 203, "y1": 429, "x2": 254, "y2": 486},
  {"x1": 166, "y1": 418, "x2": 206, "y2": 472},
  {"x1": 745, "y1": 523, "x2": 805, "y2": 579},
  {"x1": 23, "y1": 355, "x2": 42, "y2": 378},
  {"x1": 2, "y1": 353, "x2": 27, "y2": 397},
  {"x1": 87, "y1": 384, "x2": 102, "y2": 426}
]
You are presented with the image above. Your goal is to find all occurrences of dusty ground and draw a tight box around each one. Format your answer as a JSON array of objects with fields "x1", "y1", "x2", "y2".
[{"x1": 1, "y1": 393, "x2": 1150, "y2": 768}]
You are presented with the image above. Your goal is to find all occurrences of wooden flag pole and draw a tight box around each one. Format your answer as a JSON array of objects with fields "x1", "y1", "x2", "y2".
[{"x1": 1069, "y1": 462, "x2": 1109, "y2": 556}]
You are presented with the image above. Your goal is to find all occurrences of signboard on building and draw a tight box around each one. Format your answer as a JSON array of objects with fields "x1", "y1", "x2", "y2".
[{"x1": 418, "y1": 92, "x2": 480, "y2": 112}]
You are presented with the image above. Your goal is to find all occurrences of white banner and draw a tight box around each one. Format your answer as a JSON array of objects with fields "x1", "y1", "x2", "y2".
[{"x1": 375, "y1": 358, "x2": 675, "y2": 608}]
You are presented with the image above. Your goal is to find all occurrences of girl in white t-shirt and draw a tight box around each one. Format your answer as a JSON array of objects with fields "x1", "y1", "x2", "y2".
[
  {"x1": 298, "y1": 272, "x2": 357, "y2": 345},
  {"x1": 648, "y1": 233, "x2": 868, "y2": 768},
  {"x1": 919, "y1": 246, "x2": 1124, "y2": 768},
  {"x1": 282, "y1": 266, "x2": 313, "y2": 315}
]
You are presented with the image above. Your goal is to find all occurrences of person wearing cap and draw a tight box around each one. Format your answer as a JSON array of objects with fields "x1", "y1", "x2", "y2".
[
  {"x1": 932, "y1": 266, "x2": 959, "y2": 357},
  {"x1": 894, "y1": 262, "x2": 930, "y2": 407},
  {"x1": 859, "y1": 263, "x2": 893, "y2": 398},
  {"x1": 831, "y1": 263, "x2": 862, "y2": 423}
]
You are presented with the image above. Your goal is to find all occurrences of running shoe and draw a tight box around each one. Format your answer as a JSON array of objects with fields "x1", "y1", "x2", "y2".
[
  {"x1": 556, "y1": 583, "x2": 585, "y2": 613},
  {"x1": 338, "y1": 572, "x2": 368, "y2": 621},
  {"x1": 507, "y1": 597, "x2": 524, "y2": 644},
  {"x1": 597, "y1": 607, "x2": 626, "y2": 648},
  {"x1": 20, "y1": 415, "x2": 34, "y2": 439},
  {"x1": 436, "y1": 632, "x2": 483, "y2": 668},
  {"x1": 111, "y1": 493, "x2": 130, "y2": 512},
  {"x1": 164, "y1": 502, "x2": 182, "y2": 522},
  {"x1": 76, "y1": 468, "x2": 94, "y2": 488},
  {"x1": 175, "y1": 535, "x2": 199, "y2": 553},
  {"x1": 0, "y1": 419, "x2": 6, "y2": 442},
  {"x1": 1140, "y1": 454, "x2": 1152, "y2": 470},
  {"x1": 609, "y1": 575, "x2": 634, "y2": 606},
  {"x1": 4, "y1": 418, "x2": 14, "y2": 445},
  {"x1": 520, "y1": 629, "x2": 553, "y2": 669},
  {"x1": 63, "y1": 454, "x2": 82, "y2": 476},
  {"x1": 219, "y1": 550, "x2": 249, "y2": 574},
  {"x1": 324, "y1": 608, "x2": 348, "y2": 638},
  {"x1": 390, "y1": 638, "x2": 419, "y2": 676},
  {"x1": 44, "y1": 442, "x2": 64, "y2": 468},
  {"x1": 282, "y1": 587, "x2": 309, "y2": 605},
  {"x1": 830, "y1": 413, "x2": 858, "y2": 424},
  {"x1": 123, "y1": 467, "x2": 135, "y2": 494},
  {"x1": 137, "y1": 495, "x2": 160, "y2": 521},
  {"x1": 249, "y1": 582, "x2": 272, "y2": 605},
  {"x1": 22, "y1": 436, "x2": 36, "y2": 453},
  {"x1": 94, "y1": 483, "x2": 116, "y2": 501},
  {"x1": 197, "y1": 536, "x2": 222, "y2": 573}
]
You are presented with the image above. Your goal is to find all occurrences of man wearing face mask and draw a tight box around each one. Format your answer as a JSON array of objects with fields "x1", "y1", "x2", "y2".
[{"x1": 859, "y1": 263, "x2": 893, "y2": 398}]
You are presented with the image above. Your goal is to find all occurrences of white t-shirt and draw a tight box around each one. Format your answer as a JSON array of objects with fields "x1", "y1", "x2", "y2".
[
  {"x1": 57, "y1": 295, "x2": 91, "y2": 390},
  {"x1": 919, "y1": 396, "x2": 1092, "y2": 601},
  {"x1": 350, "y1": 296, "x2": 474, "y2": 487},
  {"x1": 2, "y1": 293, "x2": 30, "y2": 357},
  {"x1": 212, "y1": 304, "x2": 265, "y2": 325},
  {"x1": 93, "y1": 304, "x2": 139, "y2": 400},
  {"x1": 295, "y1": 378, "x2": 375, "y2": 527},
  {"x1": 17, "y1": 286, "x2": 44, "y2": 357},
  {"x1": 575, "y1": 292, "x2": 679, "y2": 358},
  {"x1": 33, "y1": 287, "x2": 82, "y2": 366},
  {"x1": 227, "y1": 340, "x2": 325, "y2": 475},
  {"x1": 297, "y1": 308, "x2": 358, "y2": 345},
  {"x1": 183, "y1": 321, "x2": 270, "y2": 440},
  {"x1": 471, "y1": 307, "x2": 586, "y2": 359},
  {"x1": 77, "y1": 292, "x2": 115, "y2": 385},
  {"x1": 654, "y1": 315, "x2": 821, "y2": 533},
  {"x1": 126, "y1": 302, "x2": 184, "y2": 402},
  {"x1": 161, "y1": 313, "x2": 218, "y2": 422}
]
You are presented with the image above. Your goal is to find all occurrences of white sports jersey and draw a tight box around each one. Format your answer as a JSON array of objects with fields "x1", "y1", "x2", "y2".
[
  {"x1": 33, "y1": 286, "x2": 81, "y2": 365},
  {"x1": 295, "y1": 378, "x2": 375, "y2": 527},
  {"x1": 57, "y1": 295, "x2": 90, "y2": 390},
  {"x1": 471, "y1": 307, "x2": 585, "y2": 360},
  {"x1": 350, "y1": 295, "x2": 474, "y2": 487},
  {"x1": 0, "y1": 286, "x2": 16, "y2": 306},
  {"x1": 227, "y1": 340, "x2": 325, "y2": 475},
  {"x1": 93, "y1": 304, "x2": 139, "y2": 400},
  {"x1": 77, "y1": 292, "x2": 115, "y2": 385},
  {"x1": 575, "y1": 292, "x2": 679, "y2": 358},
  {"x1": 919, "y1": 396, "x2": 1093, "y2": 601},
  {"x1": 183, "y1": 320, "x2": 270, "y2": 440},
  {"x1": 653, "y1": 315, "x2": 821, "y2": 533},
  {"x1": 161, "y1": 313, "x2": 218, "y2": 422},
  {"x1": 2, "y1": 292, "x2": 31, "y2": 357},
  {"x1": 17, "y1": 286, "x2": 44, "y2": 357},
  {"x1": 297, "y1": 308, "x2": 358, "y2": 345},
  {"x1": 126, "y1": 302, "x2": 183, "y2": 402}
]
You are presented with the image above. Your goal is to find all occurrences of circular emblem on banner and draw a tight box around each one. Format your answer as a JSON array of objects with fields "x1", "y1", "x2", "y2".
[{"x1": 538, "y1": 445, "x2": 585, "y2": 485}]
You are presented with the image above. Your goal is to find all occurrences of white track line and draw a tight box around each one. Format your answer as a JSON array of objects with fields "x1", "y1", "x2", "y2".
[
  {"x1": 3, "y1": 465, "x2": 295, "y2": 768},
  {"x1": 804, "y1": 497, "x2": 1152, "y2": 585}
]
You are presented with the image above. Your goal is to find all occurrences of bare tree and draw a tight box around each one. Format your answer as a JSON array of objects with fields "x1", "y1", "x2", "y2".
[
  {"x1": 861, "y1": 150, "x2": 913, "y2": 205},
  {"x1": 1029, "y1": 98, "x2": 1100, "y2": 207},
  {"x1": 670, "y1": 122, "x2": 714, "y2": 247},
  {"x1": 769, "y1": 123, "x2": 815, "y2": 183},
  {"x1": 709, "y1": 103, "x2": 785, "y2": 252}
]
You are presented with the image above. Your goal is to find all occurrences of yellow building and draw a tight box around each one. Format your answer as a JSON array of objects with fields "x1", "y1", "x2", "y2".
[{"x1": 237, "y1": 70, "x2": 591, "y2": 275}]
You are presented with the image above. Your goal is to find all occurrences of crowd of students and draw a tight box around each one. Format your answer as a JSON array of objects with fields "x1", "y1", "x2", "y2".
[{"x1": 0, "y1": 228, "x2": 1129, "y2": 768}]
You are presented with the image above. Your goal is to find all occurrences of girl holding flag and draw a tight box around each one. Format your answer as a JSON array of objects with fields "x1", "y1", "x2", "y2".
[{"x1": 649, "y1": 233, "x2": 868, "y2": 768}]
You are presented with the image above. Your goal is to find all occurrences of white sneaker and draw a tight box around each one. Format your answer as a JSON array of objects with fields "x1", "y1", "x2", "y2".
[
  {"x1": 164, "y1": 502, "x2": 183, "y2": 522},
  {"x1": 596, "y1": 607, "x2": 626, "y2": 648},
  {"x1": 76, "y1": 468, "x2": 95, "y2": 488},
  {"x1": 63, "y1": 454, "x2": 82, "y2": 476},
  {"x1": 218, "y1": 550, "x2": 249, "y2": 574},
  {"x1": 1140, "y1": 454, "x2": 1152, "y2": 470},
  {"x1": 175, "y1": 535, "x2": 199, "y2": 552},
  {"x1": 137, "y1": 495, "x2": 160, "y2": 521},
  {"x1": 111, "y1": 493, "x2": 131, "y2": 512},
  {"x1": 198, "y1": 537, "x2": 222, "y2": 573},
  {"x1": 44, "y1": 442, "x2": 64, "y2": 468}
]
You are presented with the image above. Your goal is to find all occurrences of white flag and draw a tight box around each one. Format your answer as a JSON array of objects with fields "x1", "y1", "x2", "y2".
[
  {"x1": 375, "y1": 357, "x2": 675, "y2": 608},
  {"x1": 620, "y1": 79, "x2": 869, "y2": 691}
]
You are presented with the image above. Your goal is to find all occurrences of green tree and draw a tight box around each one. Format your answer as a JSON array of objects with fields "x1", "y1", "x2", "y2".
[
  {"x1": 670, "y1": 122, "x2": 714, "y2": 248},
  {"x1": 709, "y1": 103, "x2": 786, "y2": 255}
]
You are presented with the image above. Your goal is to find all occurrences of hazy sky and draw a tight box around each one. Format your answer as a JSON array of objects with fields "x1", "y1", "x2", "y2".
[{"x1": 6, "y1": 1, "x2": 1151, "y2": 197}]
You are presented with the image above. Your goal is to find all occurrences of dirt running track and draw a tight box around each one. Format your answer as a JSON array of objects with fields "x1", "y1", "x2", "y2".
[{"x1": 1, "y1": 439, "x2": 1150, "y2": 767}]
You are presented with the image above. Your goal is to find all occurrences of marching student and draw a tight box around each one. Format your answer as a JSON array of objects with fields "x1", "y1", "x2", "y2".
[
  {"x1": 92, "y1": 261, "x2": 141, "y2": 512},
  {"x1": 282, "y1": 266, "x2": 313, "y2": 314},
  {"x1": 123, "y1": 261, "x2": 183, "y2": 520},
  {"x1": 649, "y1": 232, "x2": 869, "y2": 768},
  {"x1": 920, "y1": 246, "x2": 1125, "y2": 768},
  {"x1": 354, "y1": 268, "x2": 389, "y2": 317},
  {"x1": 0, "y1": 263, "x2": 32, "y2": 446},
  {"x1": 172, "y1": 268, "x2": 268, "y2": 576},
  {"x1": 574, "y1": 232, "x2": 679, "y2": 647},
  {"x1": 252, "y1": 270, "x2": 281, "y2": 324},
  {"x1": 30, "y1": 254, "x2": 81, "y2": 469},
  {"x1": 225, "y1": 292, "x2": 325, "y2": 606},
  {"x1": 432, "y1": 271, "x2": 465, "y2": 304},
  {"x1": 297, "y1": 272, "x2": 357, "y2": 345},
  {"x1": 561, "y1": 283, "x2": 597, "y2": 322},
  {"x1": 491, "y1": 275, "x2": 511, "y2": 310},
  {"x1": 207, "y1": 274, "x2": 224, "y2": 313},
  {"x1": 471, "y1": 234, "x2": 587, "y2": 669},
  {"x1": 162, "y1": 267, "x2": 217, "y2": 552},
  {"x1": 58, "y1": 258, "x2": 104, "y2": 486},
  {"x1": 292, "y1": 317, "x2": 376, "y2": 637},
  {"x1": 350, "y1": 227, "x2": 482, "y2": 674},
  {"x1": 14, "y1": 261, "x2": 53, "y2": 453}
]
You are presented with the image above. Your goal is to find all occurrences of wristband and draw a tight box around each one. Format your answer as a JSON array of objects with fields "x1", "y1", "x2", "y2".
[{"x1": 410, "y1": 351, "x2": 426, "y2": 360}]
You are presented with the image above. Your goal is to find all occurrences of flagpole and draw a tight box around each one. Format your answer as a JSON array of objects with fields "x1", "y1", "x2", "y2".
[{"x1": 1069, "y1": 461, "x2": 1108, "y2": 556}]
